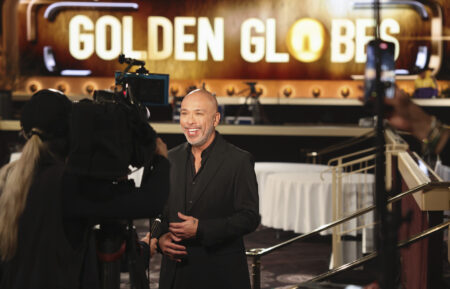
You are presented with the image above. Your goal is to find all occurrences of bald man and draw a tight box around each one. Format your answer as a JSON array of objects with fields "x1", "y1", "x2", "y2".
[{"x1": 157, "y1": 89, "x2": 260, "y2": 289}]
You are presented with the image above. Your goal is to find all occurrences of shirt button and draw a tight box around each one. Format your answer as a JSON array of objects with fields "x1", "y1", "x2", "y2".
[
  {"x1": 189, "y1": 200, "x2": 193, "y2": 204},
  {"x1": 192, "y1": 181, "x2": 196, "y2": 185}
]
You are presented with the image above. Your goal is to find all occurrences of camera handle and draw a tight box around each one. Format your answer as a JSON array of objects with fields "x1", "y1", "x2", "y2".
[{"x1": 116, "y1": 54, "x2": 149, "y2": 89}]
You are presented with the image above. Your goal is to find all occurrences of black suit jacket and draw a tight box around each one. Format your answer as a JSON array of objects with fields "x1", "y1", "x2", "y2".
[{"x1": 159, "y1": 133, "x2": 260, "y2": 289}]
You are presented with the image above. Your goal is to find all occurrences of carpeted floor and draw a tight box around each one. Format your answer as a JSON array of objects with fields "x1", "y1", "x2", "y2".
[
  {"x1": 243, "y1": 226, "x2": 331, "y2": 289},
  {"x1": 120, "y1": 223, "x2": 332, "y2": 289},
  {"x1": 118, "y1": 222, "x2": 450, "y2": 289}
]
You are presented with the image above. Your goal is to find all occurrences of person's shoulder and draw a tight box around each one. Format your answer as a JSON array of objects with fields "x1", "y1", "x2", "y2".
[
  {"x1": 222, "y1": 140, "x2": 254, "y2": 162},
  {"x1": 38, "y1": 160, "x2": 65, "y2": 178},
  {"x1": 168, "y1": 142, "x2": 188, "y2": 159}
]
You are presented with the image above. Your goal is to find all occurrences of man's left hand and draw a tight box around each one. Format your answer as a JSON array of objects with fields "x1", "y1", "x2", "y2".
[{"x1": 169, "y1": 212, "x2": 199, "y2": 240}]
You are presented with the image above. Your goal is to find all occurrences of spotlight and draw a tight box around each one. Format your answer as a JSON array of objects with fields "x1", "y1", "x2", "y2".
[
  {"x1": 312, "y1": 88, "x2": 321, "y2": 98},
  {"x1": 28, "y1": 82, "x2": 40, "y2": 93},
  {"x1": 226, "y1": 86, "x2": 235, "y2": 96},
  {"x1": 56, "y1": 83, "x2": 68, "y2": 93},
  {"x1": 340, "y1": 87, "x2": 350, "y2": 98},
  {"x1": 84, "y1": 83, "x2": 96, "y2": 95},
  {"x1": 283, "y1": 87, "x2": 293, "y2": 97}
]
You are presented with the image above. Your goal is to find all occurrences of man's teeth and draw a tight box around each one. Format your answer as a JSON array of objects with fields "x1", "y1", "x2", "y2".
[{"x1": 187, "y1": 128, "x2": 199, "y2": 135}]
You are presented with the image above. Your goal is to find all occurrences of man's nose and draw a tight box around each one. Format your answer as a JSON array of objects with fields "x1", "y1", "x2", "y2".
[{"x1": 186, "y1": 113, "x2": 196, "y2": 124}]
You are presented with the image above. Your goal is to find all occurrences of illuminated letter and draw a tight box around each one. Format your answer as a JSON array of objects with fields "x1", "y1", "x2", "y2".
[
  {"x1": 331, "y1": 19, "x2": 355, "y2": 63},
  {"x1": 123, "y1": 16, "x2": 147, "y2": 60},
  {"x1": 381, "y1": 18, "x2": 400, "y2": 60},
  {"x1": 69, "y1": 15, "x2": 94, "y2": 60},
  {"x1": 241, "y1": 18, "x2": 265, "y2": 63},
  {"x1": 175, "y1": 17, "x2": 196, "y2": 61},
  {"x1": 266, "y1": 19, "x2": 289, "y2": 63},
  {"x1": 286, "y1": 18, "x2": 326, "y2": 63},
  {"x1": 198, "y1": 17, "x2": 224, "y2": 61},
  {"x1": 148, "y1": 16, "x2": 173, "y2": 60},
  {"x1": 96, "y1": 16, "x2": 121, "y2": 60},
  {"x1": 355, "y1": 19, "x2": 375, "y2": 63}
]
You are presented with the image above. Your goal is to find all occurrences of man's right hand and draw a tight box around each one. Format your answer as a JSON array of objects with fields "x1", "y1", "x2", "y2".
[{"x1": 158, "y1": 232, "x2": 187, "y2": 262}]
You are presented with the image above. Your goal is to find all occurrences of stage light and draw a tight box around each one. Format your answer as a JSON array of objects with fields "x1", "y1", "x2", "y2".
[
  {"x1": 312, "y1": 87, "x2": 321, "y2": 98},
  {"x1": 84, "y1": 82, "x2": 97, "y2": 95},
  {"x1": 56, "y1": 82, "x2": 68, "y2": 93},
  {"x1": 27, "y1": 81, "x2": 41, "y2": 93},
  {"x1": 30, "y1": 84, "x2": 38, "y2": 93},
  {"x1": 340, "y1": 87, "x2": 350, "y2": 98},
  {"x1": 283, "y1": 87, "x2": 293, "y2": 97},
  {"x1": 226, "y1": 86, "x2": 235, "y2": 96}
]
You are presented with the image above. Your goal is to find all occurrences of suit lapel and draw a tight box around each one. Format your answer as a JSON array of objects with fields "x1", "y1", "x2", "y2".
[{"x1": 188, "y1": 134, "x2": 228, "y2": 210}]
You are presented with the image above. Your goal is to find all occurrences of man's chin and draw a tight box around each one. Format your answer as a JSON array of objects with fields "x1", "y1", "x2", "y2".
[
  {"x1": 184, "y1": 135, "x2": 200, "y2": 146},
  {"x1": 185, "y1": 136, "x2": 204, "y2": 147}
]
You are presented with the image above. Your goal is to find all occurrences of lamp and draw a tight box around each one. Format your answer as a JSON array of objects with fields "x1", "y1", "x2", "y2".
[
  {"x1": 226, "y1": 86, "x2": 235, "y2": 96},
  {"x1": 312, "y1": 87, "x2": 321, "y2": 98}
]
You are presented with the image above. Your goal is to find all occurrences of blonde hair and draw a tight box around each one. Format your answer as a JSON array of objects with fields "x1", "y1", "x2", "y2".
[{"x1": 0, "y1": 134, "x2": 46, "y2": 261}]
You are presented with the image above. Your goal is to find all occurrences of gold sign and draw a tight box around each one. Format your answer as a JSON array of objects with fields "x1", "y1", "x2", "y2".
[{"x1": 18, "y1": 0, "x2": 448, "y2": 79}]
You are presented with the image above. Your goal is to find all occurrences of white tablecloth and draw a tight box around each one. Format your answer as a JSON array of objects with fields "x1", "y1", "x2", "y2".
[
  {"x1": 255, "y1": 162, "x2": 329, "y2": 197},
  {"x1": 255, "y1": 162, "x2": 374, "y2": 234}
]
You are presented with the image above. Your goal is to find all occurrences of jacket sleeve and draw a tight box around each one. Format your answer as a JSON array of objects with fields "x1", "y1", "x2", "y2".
[{"x1": 196, "y1": 153, "x2": 260, "y2": 247}]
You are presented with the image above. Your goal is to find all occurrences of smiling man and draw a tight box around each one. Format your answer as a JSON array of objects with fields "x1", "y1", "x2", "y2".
[{"x1": 157, "y1": 89, "x2": 260, "y2": 289}]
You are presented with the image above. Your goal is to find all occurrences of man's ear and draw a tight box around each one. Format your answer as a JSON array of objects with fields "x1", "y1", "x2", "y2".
[{"x1": 213, "y1": 112, "x2": 220, "y2": 126}]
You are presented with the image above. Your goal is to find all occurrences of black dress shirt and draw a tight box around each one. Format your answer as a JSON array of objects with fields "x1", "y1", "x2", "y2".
[{"x1": 184, "y1": 135, "x2": 217, "y2": 211}]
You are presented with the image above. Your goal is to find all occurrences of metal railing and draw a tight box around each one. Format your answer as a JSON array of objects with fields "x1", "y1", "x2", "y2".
[
  {"x1": 325, "y1": 143, "x2": 408, "y2": 268},
  {"x1": 306, "y1": 130, "x2": 375, "y2": 163},
  {"x1": 300, "y1": 219, "x2": 450, "y2": 285},
  {"x1": 326, "y1": 147, "x2": 375, "y2": 268},
  {"x1": 245, "y1": 181, "x2": 450, "y2": 289}
]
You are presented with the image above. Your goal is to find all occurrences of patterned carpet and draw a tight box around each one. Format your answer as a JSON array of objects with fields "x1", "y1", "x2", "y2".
[
  {"x1": 119, "y1": 222, "x2": 450, "y2": 289},
  {"x1": 119, "y1": 223, "x2": 332, "y2": 289}
]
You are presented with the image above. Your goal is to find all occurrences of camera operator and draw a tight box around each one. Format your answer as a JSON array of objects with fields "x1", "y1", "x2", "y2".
[{"x1": 0, "y1": 89, "x2": 169, "y2": 289}]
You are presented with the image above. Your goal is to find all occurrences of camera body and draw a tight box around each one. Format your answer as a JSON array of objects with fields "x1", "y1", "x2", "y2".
[
  {"x1": 115, "y1": 72, "x2": 169, "y2": 107},
  {"x1": 66, "y1": 60, "x2": 168, "y2": 180}
]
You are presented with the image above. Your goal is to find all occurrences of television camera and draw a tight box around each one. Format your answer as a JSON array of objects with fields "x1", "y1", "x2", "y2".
[
  {"x1": 66, "y1": 55, "x2": 169, "y2": 289},
  {"x1": 67, "y1": 54, "x2": 169, "y2": 180}
]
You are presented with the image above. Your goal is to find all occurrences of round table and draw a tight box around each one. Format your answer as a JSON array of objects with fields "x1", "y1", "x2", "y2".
[{"x1": 255, "y1": 163, "x2": 374, "y2": 234}]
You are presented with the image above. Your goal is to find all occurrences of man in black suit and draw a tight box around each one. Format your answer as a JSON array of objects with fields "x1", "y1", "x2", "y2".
[{"x1": 157, "y1": 89, "x2": 260, "y2": 289}]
